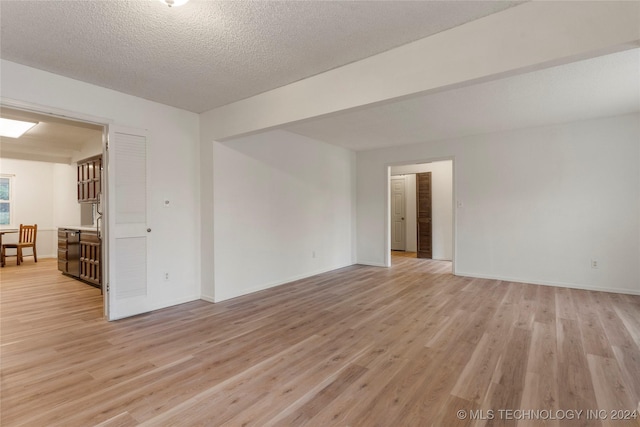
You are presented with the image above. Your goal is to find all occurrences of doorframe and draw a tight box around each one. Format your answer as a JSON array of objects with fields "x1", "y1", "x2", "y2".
[
  {"x1": 384, "y1": 156, "x2": 456, "y2": 271},
  {"x1": 1, "y1": 96, "x2": 113, "y2": 317}
]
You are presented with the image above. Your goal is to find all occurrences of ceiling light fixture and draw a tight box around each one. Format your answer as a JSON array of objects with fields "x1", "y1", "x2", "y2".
[
  {"x1": 0, "y1": 118, "x2": 38, "y2": 138},
  {"x1": 159, "y1": 0, "x2": 189, "y2": 7}
]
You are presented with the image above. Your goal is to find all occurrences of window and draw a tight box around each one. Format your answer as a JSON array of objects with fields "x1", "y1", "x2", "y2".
[{"x1": 0, "y1": 175, "x2": 13, "y2": 226}]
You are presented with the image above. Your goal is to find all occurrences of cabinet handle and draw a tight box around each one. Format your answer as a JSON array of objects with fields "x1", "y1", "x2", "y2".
[{"x1": 147, "y1": 228, "x2": 151, "y2": 233}]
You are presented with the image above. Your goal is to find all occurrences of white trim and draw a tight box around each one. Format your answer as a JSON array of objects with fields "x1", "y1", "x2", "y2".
[
  {"x1": 0, "y1": 97, "x2": 113, "y2": 127},
  {"x1": 108, "y1": 295, "x2": 201, "y2": 321},
  {"x1": 455, "y1": 271, "x2": 640, "y2": 296},
  {"x1": 356, "y1": 261, "x2": 388, "y2": 268},
  {"x1": 214, "y1": 262, "x2": 355, "y2": 302},
  {"x1": 200, "y1": 294, "x2": 215, "y2": 303},
  {"x1": 384, "y1": 156, "x2": 456, "y2": 271},
  {"x1": 384, "y1": 166, "x2": 391, "y2": 267}
]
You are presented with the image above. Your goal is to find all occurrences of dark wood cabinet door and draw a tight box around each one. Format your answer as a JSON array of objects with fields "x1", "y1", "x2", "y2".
[
  {"x1": 77, "y1": 155, "x2": 102, "y2": 203},
  {"x1": 57, "y1": 229, "x2": 80, "y2": 277},
  {"x1": 416, "y1": 172, "x2": 432, "y2": 259},
  {"x1": 80, "y1": 231, "x2": 101, "y2": 286}
]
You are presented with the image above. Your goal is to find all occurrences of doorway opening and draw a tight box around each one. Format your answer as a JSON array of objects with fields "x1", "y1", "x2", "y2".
[
  {"x1": 388, "y1": 159, "x2": 454, "y2": 269},
  {"x1": 0, "y1": 104, "x2": 108, "y2": 315}
]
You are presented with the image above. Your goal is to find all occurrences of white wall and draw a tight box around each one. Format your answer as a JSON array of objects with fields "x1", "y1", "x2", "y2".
[
  {"x1": 208, "y1": 130, "x2": 355, "y2": 302},
  {"x1": 0, "y1": 159, "x2": 79, "y2": 258},
  {"x1": 391, "y1": 160, "x2": 453, "y2": 260},
  {"x1": 2, "y1": 60, "x2": 201, "y2": 313},
  {"x1": 358, "y1": 114, "x2": 640, "y2": 295},
  {"x1": 53, "y1": 163, "x2": 82, "y2": 230}
]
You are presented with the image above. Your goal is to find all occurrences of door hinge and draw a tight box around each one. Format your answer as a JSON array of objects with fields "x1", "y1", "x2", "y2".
[{"x1": 106, "y1": 283, "x2": 110, "y2": 292}]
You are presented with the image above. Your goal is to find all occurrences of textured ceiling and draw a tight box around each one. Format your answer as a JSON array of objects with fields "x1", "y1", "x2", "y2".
[
  {"x1": 285, "y1": 48, "x2": 640, "y2": 150},
  {"x1": 0, "y1": 0, "x2": 521, "y2": 113}
]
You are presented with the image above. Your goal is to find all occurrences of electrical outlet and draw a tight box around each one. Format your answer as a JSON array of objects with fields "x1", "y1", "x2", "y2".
[
  {"x1": 591, "y1": 259, "x2": 598, "y2": 269},
  {"x1": 164, "y1": 272, "x2": 170, "y2": 281}
]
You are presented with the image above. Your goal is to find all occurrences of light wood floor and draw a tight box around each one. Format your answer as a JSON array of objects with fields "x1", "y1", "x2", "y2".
[{"x1": 1, "y1": 257, "x2": 639, "y2": 426}]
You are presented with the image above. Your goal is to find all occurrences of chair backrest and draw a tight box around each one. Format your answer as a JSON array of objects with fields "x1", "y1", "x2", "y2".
[{"x1": 18, "y1": 224, "x2": 37, "y2": 244}]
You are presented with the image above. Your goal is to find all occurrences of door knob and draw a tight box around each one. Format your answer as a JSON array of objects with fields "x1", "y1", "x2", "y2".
[
  {"x1": 147, "y1": 228, "x2": 151, "y2": 232},
  {"x1": 401, "y1": 217, "x2": 405, "y2": 220}
]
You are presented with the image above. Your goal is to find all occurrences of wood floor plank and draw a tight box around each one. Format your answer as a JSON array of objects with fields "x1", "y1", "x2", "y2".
[
  {"x1": 555, "y1": 286, "x2": 578, "y2": 321},
  {"x1": 611, "y1": 345, "x2": 640, "y2": 407},
  {"x1": 482, "y1": 326, "x2": 532, "y2": 418},
  {"x1": 1, "y1": 257, "x2": 639, "y2": 426},
  {"x1": 521, "y1": 322, "x2": 559, "y2": 417},
  {"x1": 298, "y1": 354, "x2": 410, "y2": 426},
  {"x1": 94, "y1": 412, "x2": 139, "y2": 427},
  {"x1": 348, "y1": 346, "x2": 438, "y2": 426},
  {"x1": 556, "y1": 317, "x2": 601, "y2": 417},
  {"x1": 269, "y1": 363, "x2": 369, "y2": 426},
  {"x1": 575, "y1": 290, "x2": 615, "y2": 359},
  {"x1": 587, "y1": 355, "x2": 638, "y2": 427},
  {"x1": 534, "y1": 284, "x2": 556, "y2": 325},
  {"x1": 388, "y1": 342, "x2": 476, "y2": 426}
]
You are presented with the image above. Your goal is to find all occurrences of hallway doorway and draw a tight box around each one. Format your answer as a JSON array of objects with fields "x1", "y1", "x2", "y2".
[{"x1": 389, "y1": 160, "x2": 453, "y2": 268}]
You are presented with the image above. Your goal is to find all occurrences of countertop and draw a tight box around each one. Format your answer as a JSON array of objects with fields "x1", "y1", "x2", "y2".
[{"x1": 58, "y1": 225, "x2": 99, "y2": 232}]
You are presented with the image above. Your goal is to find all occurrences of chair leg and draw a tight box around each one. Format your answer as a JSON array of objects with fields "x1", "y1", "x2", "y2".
[
  {"x1": 33, "y1": 246, "x2": 37, "y2": 263},
  {"x1": 1, "y1": 246, "x2": 4, "y2": 267},
  {"x1": 16, "y1": 247, "x2": 21, "y2": 266}
]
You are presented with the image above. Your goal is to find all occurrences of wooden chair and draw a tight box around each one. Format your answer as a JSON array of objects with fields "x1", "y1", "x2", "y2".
[{"x1": 1, "y1": 224, "x2": 38, "y2": 266}]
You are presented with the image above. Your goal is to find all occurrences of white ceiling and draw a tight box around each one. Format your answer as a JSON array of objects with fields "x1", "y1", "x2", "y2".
[
  {"x1": 285, "y1": 48, "x2": 640, "y2": 150},
  {"x1": 0, "y1": 0, "x2": 521, "y2": 113},
  {"x1": 0, "y1": 108, "x2": 103, "y2": 164}
]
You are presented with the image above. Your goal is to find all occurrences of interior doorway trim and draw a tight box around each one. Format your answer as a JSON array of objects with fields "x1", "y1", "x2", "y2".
[
  {"x1": 385, "y1": 156, "x2": 456, "y2": 272},
  {"x1": 1, "y1": 97, "x2": 113, "y2": 128}
]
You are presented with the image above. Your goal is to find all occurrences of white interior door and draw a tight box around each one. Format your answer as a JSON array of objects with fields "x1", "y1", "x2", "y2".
[
  {"x1": 105, "y1": 126, "x2": 150, "y2": 320},
  {"x1": 391, "y1": 176, "x2": 406, "y2": 251}
]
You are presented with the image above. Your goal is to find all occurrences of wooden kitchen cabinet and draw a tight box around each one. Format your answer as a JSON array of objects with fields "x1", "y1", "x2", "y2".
[
  {"x1": 58, "y1": 227, "x2": 101, "y2": 290},
  {"x1": 77, "y1": 155, "x2": 102, "y2": 203},
  {"x1": 80, "y1": 231, "x2": 101, "y2": 287},
  {"x1": 58, "y1": 229, "x2": 80, "y2": 277}
]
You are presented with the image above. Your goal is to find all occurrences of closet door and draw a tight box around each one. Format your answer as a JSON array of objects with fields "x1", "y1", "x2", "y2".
[
  {"x1": 105, "y1": 125, "x2": 150, "y2": 320},
  {"x1": 416, "y1": 172, "x2": 432, "y2": 259}
]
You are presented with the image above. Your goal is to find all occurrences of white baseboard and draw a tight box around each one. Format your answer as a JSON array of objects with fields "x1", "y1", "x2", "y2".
[
  {"x1": 356, "y1": 261, "x2": 388, "y2": 267},
  {"x1": 454, "y1": 271, "x2": 640, "y2": 296},
  {"x1": 214, "y1": 262, "x2": 356, "y2": 303},
  {"x1": 109, "y1": 295, "x2": 201, "y2": 320},
  {"x1": 205, "y1": 265, "x2": 639, "y2": 303},
  {"x1": 200, "y1": 294, "x2": 215, "y2": 303}
]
